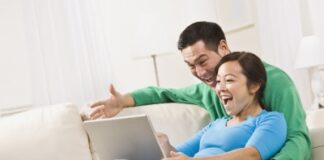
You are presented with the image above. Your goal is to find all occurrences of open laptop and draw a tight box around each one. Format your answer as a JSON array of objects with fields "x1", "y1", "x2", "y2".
[{"x1": 84, "y1": 114, "x2": 166, "y2": 160}]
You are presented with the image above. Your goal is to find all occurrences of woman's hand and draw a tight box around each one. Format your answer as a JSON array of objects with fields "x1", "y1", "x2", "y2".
[
  {"x1": 157, "y1": 132, "x2": 175, "y2": 157},
  {"x1": 162, "y1": 151, "x2": 191, "y2": 160}
]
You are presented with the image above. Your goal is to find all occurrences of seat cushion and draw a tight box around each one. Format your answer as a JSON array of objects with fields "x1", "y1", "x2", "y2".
[{"x1": 0, "y1": 103, "x2": 92, "y2": 160}]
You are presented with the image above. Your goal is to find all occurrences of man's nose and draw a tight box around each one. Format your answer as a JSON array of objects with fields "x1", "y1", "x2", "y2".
[{"x1": 196, "y1": 66, "x2": 207, "y2": 77}]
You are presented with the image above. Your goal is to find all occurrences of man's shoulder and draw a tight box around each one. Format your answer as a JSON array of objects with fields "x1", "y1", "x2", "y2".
[
  {"x1": 262, "y1": 62, "x2": 293, "y2": 83},
  {"x1": 263, "y1": 62, "x2": 287, "y2": 75}
]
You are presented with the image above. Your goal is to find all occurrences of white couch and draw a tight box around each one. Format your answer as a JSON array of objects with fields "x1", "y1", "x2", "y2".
[{"x1": 0, "y1": 103, "x2": 323, "y2": 160}]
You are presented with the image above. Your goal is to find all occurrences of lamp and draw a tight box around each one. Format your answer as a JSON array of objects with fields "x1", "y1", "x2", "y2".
[{"x1": 295, "y1": 35, "x2": 324, "y2": 109}]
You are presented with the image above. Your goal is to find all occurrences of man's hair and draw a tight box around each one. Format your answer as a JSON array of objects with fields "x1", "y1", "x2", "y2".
[
  {"x1": 214, "y1": 51, "x2": 267, "y2": 109},
  {"x1": 177, "y1": 21, "x2": 226, "y2": 52}
]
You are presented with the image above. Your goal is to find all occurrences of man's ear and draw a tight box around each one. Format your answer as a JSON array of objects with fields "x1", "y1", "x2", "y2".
[
  {"x1": 217, "y1": 40, "x2": 230, "y2": 57},
  {"x1": 249, "y1": 83, "x2": 261, "y2": 94}
]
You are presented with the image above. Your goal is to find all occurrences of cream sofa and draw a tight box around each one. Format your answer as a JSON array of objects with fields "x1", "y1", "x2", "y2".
[{"x1": 0, "y1": 103, "x2": 323, "y2": 160}]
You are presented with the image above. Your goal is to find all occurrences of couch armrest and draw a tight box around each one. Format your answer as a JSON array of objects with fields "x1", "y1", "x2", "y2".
[
  {"x1": 306, "y1": 109, "x2": 324, "y2": 160},
  {"x1": 309, "y1": 127, "x2": 324, "y2": 160}
]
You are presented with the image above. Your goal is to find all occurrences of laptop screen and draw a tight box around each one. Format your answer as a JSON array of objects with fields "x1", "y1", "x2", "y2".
[{"x1": 84, "y1": 114, "x2": 166, "y2": 160}]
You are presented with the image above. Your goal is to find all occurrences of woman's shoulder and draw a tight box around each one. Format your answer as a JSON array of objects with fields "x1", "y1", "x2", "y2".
[{"x1": 257, "y1": 110, "x2": 286, "y2": 123}]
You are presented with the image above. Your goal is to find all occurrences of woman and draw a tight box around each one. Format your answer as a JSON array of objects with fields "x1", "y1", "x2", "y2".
[{"x1": 159, "y1": 52, "x2": 287, "y2": 160}]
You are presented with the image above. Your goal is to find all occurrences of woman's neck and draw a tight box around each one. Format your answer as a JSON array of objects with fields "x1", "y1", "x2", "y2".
[{"x1": 232, "y1": 101, "x2": 263, "y2": 122}]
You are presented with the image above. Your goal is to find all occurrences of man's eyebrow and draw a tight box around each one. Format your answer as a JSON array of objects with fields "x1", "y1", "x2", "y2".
[{"x1": 184, "y1": 55, "x2": 208, "y2": 64}]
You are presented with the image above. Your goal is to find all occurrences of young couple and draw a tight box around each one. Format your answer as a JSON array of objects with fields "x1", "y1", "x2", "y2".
[{"x1": 90, "y1": 21, "x2": 311, "y2": 160}]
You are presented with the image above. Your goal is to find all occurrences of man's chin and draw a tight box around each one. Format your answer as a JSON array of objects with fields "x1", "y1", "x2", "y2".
[{"x1": 204, "y1": 81, "x2": 216, "y2": 88}]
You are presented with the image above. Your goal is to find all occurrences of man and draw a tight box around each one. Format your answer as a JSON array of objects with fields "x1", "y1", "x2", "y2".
[{"x1": 90, "y1": 21, "x2": 311, "y2": 160}]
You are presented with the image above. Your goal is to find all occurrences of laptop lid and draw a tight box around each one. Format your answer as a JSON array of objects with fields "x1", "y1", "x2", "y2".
[{"x1": 84, "y1": 114, "x2": 166, "y2": 160}]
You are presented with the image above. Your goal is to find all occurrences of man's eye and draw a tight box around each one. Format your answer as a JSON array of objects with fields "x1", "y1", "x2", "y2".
[
  {"x1": 188, "y1": 64, "x2": 195, "y2": 69},
  {"x1": 199, "y1": 60, "x2": 207, "y2": 66}
]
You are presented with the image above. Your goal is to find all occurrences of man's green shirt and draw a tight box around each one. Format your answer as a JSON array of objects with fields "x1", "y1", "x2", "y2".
[{"x1": 131, "y1": 62, "x2": 311, "y2": 160}]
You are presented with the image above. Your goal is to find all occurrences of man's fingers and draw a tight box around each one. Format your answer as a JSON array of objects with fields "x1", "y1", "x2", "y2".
[
  {"x1": 90, "y1": 107, "x2": 104, "y2": 118},
  {"x1": 90, "y1": 112, "x2": 102, "y2": 120},
  {"x1": 109, "y1": 84, "x2": 118, "y2": 97},
  {"x1": 90, "y1": 101, "x2": 104, "y2": 108}
]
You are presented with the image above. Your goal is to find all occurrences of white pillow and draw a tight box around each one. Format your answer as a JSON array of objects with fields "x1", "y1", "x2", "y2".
[{"x1": 0, "y1": 103, "x2": 92, "y2": 160}]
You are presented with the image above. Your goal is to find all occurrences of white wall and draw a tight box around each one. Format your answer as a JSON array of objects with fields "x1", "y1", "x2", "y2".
[
  {"x1": 101, "y1": 0, "x2": 221, "y2": 91},
  {"x1": 0, "y1": 0, "x2": 32, "y2": 109},
  {"x1": 223, "y1": 0, "x2": 261, "y2": 55},
  {"x1": 101, "y1": 0, "x2": 261, "y2": 91},
  {"x1": 0, "y1": 0, "x2": 263, "y2": 108}
]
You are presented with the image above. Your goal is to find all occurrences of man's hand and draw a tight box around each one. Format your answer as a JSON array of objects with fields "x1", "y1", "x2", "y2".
[{"x1": 89, "y1": 84, "x2": 134, "y2": 119}]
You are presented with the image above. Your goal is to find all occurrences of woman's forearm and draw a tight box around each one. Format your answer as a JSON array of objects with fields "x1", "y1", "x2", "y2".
[{"x1": 195, "y1": 147, "x2": 260, "y2": 160}]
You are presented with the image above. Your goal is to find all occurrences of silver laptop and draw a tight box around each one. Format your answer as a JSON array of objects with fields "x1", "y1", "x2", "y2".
[{"x1": 84, "y1": 114, "x2": 166, "y2": 160}]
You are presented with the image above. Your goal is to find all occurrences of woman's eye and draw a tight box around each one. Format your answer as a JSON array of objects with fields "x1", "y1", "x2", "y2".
[{"x1": 226, "y1": 79, "x2": 234, "y2": 83}]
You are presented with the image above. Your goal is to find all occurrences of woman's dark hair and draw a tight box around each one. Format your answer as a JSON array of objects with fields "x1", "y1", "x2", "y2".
[
  {"x1": 177, "y1": 21, "x2": 225, "y2": 53},
  {"x1": 214, "y1": 51, "x2": 267, "y2": 109}
]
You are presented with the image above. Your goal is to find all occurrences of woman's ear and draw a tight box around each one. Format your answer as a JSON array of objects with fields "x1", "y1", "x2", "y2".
[{"x1": 249, "y1": 83, "x2": 261, "y2": 94}]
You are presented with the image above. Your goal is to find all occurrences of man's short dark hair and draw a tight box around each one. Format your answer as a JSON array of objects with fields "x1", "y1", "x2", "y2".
[{"x1": 177, "y1": 21, "x2": 226, "y2": 52}]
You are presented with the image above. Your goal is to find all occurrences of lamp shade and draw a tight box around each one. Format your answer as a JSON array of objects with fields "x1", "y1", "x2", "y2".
[{"x1": 295, "y1": 35, "x2": 324, "y2": 69}]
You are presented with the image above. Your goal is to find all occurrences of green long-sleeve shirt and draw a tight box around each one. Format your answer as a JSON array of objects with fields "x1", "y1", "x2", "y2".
[{"x1": 131, "y1": 62, "x2": 311, "y2": 160}]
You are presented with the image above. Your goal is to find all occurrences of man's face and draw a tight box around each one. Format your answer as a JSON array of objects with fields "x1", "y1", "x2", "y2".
[{"x1": 181, "y1": 40, "x2": 229, "y2": 87}]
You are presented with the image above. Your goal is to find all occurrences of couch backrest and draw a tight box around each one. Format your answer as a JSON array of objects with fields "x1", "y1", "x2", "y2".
[
  {"x1": 0, "y1": 103, "x2": 92, "y2": 160},
  {"x1": 116, "y1": 103, "x2": 211, "y2": 146}
]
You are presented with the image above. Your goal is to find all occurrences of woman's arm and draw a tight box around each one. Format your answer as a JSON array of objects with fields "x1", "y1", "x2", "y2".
[
  {"x1": 163, "y1": 147, "x2": 260, "y2": 160},
  {"x1": 198, "y1": 147, "x2": 260, "y2": 160}
]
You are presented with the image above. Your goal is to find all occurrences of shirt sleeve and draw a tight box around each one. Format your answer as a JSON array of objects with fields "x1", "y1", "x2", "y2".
[
  {"x1": 130, "y1": 83, "x2": 206, "y2": 106},
  {"x1": 246, "y1": 112, "x2": 287, "y2": 160}
]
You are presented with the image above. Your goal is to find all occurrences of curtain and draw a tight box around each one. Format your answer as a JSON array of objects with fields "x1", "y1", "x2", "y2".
[
  {"x1": 255, "y1": 0, "x2": 313, "y2": 109},
  {"x1": 22, "y1": 0, "x2": 112, "y2": 106}
]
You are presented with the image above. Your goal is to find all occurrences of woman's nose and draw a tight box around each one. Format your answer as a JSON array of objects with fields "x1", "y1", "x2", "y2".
[{"x1": 217, "y1": 81, "x2": 227, "y2": 91}]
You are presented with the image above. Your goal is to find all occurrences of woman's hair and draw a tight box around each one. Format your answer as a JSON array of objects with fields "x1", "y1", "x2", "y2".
[{"x1": 214, "y1": 51, "x2": 267, "y2": 109}]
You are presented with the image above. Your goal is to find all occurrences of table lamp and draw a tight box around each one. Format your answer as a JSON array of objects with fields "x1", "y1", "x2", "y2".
[{"x1": 295, "y1": 35, "x2": 324, "y2": 109}]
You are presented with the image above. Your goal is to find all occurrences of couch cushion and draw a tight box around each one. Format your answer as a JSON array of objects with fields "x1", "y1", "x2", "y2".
[
  {"x1": 307, "y1": 109, "x2": 324, "y2": 129},
  {"x1": 309, "y1": 127, "x2": 324, "y2": 160},
  {"x1": 116, "y1": 103, "x2": 211, "y2": 146},
  {"x1": 0, "y1": 103, "x2": 92, "y2": 160},
  {"x1": 307, "y1": 109, "x2": 324, "y2": 160}
]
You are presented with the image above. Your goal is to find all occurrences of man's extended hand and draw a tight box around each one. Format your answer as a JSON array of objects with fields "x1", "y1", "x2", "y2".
[{"x1": 89, "y1": 84, "x2": 133, "y2": 119}]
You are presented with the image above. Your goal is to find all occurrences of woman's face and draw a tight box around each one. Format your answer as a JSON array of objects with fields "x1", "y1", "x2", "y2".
[{"x1": 214, "y1": 61, "x2": 257, "y2": 116}]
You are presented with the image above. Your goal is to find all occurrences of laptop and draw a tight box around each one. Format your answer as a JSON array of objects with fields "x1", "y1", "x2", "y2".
[{"x1": 84, "y1": 114, "x2": 167, "y2": 160}]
